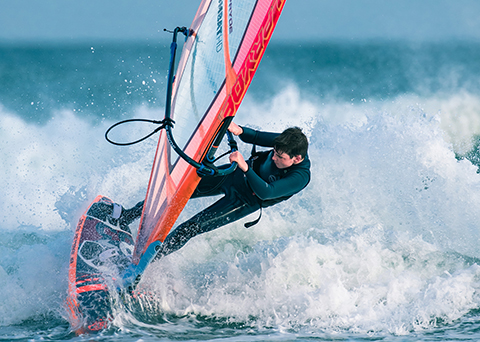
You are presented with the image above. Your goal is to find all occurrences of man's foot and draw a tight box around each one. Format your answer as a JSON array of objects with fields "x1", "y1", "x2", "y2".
[
  {"x1": 88, "y1": 202, "x2": 116, "y2": 222},
  {"x1": 88, "y1": 201, "x2": 143, "y2": 232},
  {"x1": 119, "y1": 201, "x2": 144, "y2": 228}
]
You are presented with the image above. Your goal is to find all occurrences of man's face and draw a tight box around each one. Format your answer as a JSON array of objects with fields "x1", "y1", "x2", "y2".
[{"x1": 272, "y1": 149, "x2": 302, "y2": 169}]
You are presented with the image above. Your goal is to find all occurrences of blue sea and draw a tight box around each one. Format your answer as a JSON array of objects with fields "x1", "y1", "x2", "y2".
[{"x1": 2, "y1": 38, "x2": 480, "y2": 341}]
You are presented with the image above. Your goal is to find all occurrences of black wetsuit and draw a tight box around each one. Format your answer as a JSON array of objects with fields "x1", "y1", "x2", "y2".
[{"x1": 153, "y1": 126, "x2": 311, "y2": 259}]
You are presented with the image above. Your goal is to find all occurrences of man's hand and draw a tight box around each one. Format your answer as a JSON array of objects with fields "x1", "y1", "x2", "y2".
[
  {"x1": 228, "y1": 122, "x2": 243, "y2": 136},
  {"x1": 229, "y1": 151, "x2": 248, "y2": 172}
]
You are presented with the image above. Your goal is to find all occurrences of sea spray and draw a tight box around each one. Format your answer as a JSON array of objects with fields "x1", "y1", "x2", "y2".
[
  {"x1": 2, "y1": 41, "x2": 480, "y2": 340},
  {"x1": 124, "y1": 104, "x2": 480, "y2": 334}
]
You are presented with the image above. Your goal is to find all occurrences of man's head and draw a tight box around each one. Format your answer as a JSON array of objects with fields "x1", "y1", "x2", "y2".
[{"x1": 272, "y1": 127, "x2": 308, "y2": 169}]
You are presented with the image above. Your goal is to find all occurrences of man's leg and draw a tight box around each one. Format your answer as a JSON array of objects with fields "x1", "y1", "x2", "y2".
[
  {"x1": 154, "y1": 191, "x2": 260, "y2": 260},
  {"x1": 120, "y1": 201, "x2": 144, "y2": 227},
  {"x1": 119, "y1": 173, "x2": 227, "y2": 225},
  {"x1": 191, "y1": 173, "x2": 228, "y2": 198}
]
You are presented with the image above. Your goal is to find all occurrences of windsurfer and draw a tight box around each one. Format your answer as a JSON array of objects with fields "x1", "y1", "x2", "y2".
[{"x1": 122, "y1": 122, "x2": 310, "y2": 261}]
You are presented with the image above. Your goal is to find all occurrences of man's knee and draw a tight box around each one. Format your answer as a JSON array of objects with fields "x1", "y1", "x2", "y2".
[{"x1": 160, "y1": 220, "x2": 201, "y2": 256}]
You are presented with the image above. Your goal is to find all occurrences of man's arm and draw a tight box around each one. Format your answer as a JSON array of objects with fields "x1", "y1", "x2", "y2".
[
  {"x1": 240, "y1": 127, "x2": 278, "y2": 148},
  {"x1": 244, "y1": 168, "x2": 309, "y2": 200},
  {"x1": 228, "y1": 122, "x2": 278, "y2": 148}
]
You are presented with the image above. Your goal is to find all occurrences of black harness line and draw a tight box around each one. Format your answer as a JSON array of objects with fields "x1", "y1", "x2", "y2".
[{"x1": 104, "y1": 118, "x2": 175, "y2": 146}]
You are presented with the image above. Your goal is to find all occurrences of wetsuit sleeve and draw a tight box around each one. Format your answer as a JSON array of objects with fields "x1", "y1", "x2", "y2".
[
  {"x1": 239, "y1": 126, "x2": 279, "y2": 148},
  {"x1": 244, "y1": 167, "x2": 309, "y2": 200}
]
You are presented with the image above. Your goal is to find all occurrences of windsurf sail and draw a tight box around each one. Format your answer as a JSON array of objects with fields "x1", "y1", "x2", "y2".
[{"x1": 132, "y1": 0, "x2": 287, "y2": 266}]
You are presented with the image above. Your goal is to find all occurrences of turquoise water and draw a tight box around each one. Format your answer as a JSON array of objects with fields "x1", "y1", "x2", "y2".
[{"x1": 2, "y1": 40, "x2": 480, "y2": 341}]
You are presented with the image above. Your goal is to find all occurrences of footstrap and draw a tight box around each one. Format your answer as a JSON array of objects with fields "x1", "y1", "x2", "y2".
[{"x1": 112, "y1": 203, "x2": 122, "y2": 219}]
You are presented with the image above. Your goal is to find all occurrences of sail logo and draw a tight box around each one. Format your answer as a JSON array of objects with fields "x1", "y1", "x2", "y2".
[
  {"x1": 228, "y1": 0, "x2": 233, "y2": 34},
  {"x1": 216, "y1": 0, "x2": 234, "y2": 52},
  {"x1": 269, "y1": 175, "x2": 279, "y2": 183},
  {"x1": 216, "y1": 0, "x2": 223, "y2": 52}
]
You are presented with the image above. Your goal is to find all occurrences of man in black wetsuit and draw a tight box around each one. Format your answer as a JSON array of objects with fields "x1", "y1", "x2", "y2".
[{"x1": 119, "y1": 122, "x2": 311, "y2": 261}]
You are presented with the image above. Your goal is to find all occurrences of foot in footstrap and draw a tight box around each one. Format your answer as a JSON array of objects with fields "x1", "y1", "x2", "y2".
[{"x1": 119, "y1": 201, "x2": 144, "y2": 228}]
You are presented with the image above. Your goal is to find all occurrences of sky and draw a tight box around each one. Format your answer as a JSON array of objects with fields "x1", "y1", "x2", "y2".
[{"x1": 0, "y1": 0, "x2": 479, "y2": 43}]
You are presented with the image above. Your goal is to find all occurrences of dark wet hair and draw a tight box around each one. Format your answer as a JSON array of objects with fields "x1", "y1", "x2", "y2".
[{"x1": 273, "y1": 127, "x2": 308, "y2": 159}]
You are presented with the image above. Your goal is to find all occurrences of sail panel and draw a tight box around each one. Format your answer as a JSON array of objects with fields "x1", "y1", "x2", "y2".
[{"x1": 133, "y1": 0, "x2": 286, "y2": 263}]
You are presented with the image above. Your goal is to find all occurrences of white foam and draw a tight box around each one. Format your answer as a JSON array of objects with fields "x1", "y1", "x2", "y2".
[
  {"x1": 0, "y1": 105, "x2": 157, "y2": 231},
  {"x1": 3, "y1": 86, "x2": 480, "y2": 333},
  {"x1": 133, "y1": 86, "x2": 480, "y2": 333}
]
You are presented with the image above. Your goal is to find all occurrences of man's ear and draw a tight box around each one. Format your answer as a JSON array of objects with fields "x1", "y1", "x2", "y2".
[{"x1": 292, "y1": 155, "x2": 303, "y2": 164}]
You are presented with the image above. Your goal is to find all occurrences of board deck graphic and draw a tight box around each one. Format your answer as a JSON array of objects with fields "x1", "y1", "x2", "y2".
[{"x1": 66, "y1": 196, "x2": 134, "y2": 333}]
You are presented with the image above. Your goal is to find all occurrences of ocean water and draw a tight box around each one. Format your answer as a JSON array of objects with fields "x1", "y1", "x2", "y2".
[{"x1": 2, "y1": 39, "x2": 480, "y2": 341}]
